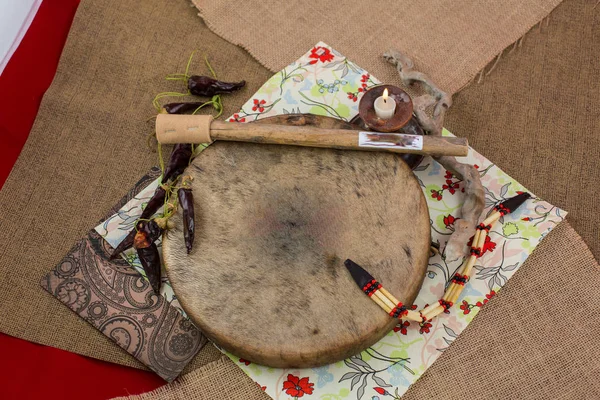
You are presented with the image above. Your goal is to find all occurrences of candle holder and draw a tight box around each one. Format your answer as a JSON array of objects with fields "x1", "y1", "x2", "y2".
[
  {"x1": 353, "y1": 84, "x2": 425, "y2": 169},
  {"x1": 358, "y1": 85, "x2": 413, "y2": 132}
]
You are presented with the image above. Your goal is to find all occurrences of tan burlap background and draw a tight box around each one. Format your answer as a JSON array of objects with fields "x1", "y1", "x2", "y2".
[
  {"x1": 1, "y1": 0, "x2": 599, "y2": 397},
  {"x1": 444, "y1": 0, "x2": 600, "y2": 261},
  {"x1": 192, "y1": 0, "x2": 562, "y2": 95},
  {"x1": 116, "y1": 222, "x2": 600, "y2": 400},
  {"x1": 0, "y1": 0, "x2": 271, "y2": 371},
  {"x1": 114, "y1": 357, "x2": 269, "y2": 400}
]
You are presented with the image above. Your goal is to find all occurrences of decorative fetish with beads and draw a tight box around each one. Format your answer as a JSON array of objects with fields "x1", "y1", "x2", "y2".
[
  {"x1": 345, "y1": 192, "x2": 531, "y2": 324},
  {"x1": 362, "y1": 279, "x2": 382, "y2": 297},
  {"x1": 477, "y1": 223, "x2": 491, "y2": 232},
  {"x1": 438, "y1": 299, "x2": 453, "y2": 312},
  {"x1": 451, "y1": 273, "x2": 468, "y2": 285},
  {"x1": 389, "y1": 304, "x2": 408, "y2": 318}
]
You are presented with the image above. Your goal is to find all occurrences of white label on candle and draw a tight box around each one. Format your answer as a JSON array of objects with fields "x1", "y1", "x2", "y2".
[{"x1": 358, "y1": 132, "x2": 423, "y2": 150}]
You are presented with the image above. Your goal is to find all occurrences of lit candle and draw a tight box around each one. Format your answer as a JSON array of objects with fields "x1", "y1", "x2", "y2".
[{"x1": 374, "y1": 88, "x2": 396, "y2": 120}]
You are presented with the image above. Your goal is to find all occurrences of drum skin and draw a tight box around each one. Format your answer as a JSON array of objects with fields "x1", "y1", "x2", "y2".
[{"x1": 162, "y1": 115, "x2": 430, "y2": 368}]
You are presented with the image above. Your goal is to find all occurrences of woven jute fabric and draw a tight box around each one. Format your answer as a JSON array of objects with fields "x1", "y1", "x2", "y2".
[
  {"x1": 0, "y1": 0, "x2": 599, "y2": 397},
  {"x1": 403, "y1": 221, "x2": 600, "y2": 399},
  {"x1": 0, "y1": 0, "x2": 271, "y2": 370},
  {"x1": 444, "y1": 0, "x2": 600, "y2": 261},
  {"x1": 113, "y1": 357, "x2": 271, "y2": 400},
  {"x1": 192, "y1": 0, "x2": 562, "y2": 95},
  {"x1": 115, "y1": 222, "x2": 600, "y2": 400}
]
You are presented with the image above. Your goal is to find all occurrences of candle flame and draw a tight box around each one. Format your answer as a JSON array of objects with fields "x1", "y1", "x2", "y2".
[{"x1": 383, "y1": 88, "x2": 389, "y2": 102}]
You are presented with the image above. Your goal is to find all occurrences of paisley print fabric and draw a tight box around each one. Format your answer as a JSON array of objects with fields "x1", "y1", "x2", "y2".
[{"x1": 41, "y1": 169, "x2": 206, "y2": 382}]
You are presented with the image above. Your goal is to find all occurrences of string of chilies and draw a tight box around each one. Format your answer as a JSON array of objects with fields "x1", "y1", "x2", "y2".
[
  {"x1": 109, "y1": 52, "x2": 245, "y2": 294},
  {"x1": 346, "y1": 192, "x2": 531, "y2": 324}
]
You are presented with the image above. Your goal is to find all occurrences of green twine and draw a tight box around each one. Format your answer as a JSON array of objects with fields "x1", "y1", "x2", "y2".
[
  {"x1": 157, "y1": 142, "x2": 165, "y2": 174},
  {"x1": 134, "y1": 218, "x2": 153, "y2": 232},
  {"x1": 204, "y1": 54, "x2": 217, "y2": 78},
  {"x1": 152, "y1": 91, "x2": 188, "y2": 112},
  {"x1": 152, "y1": 51, "x2": 225, "y2": 114},
  {"x1": 160, "y1": 181, "x2": 180, "y2": 219},
  {"x1": 191, "y1": 143, "x2": 209, "y2": 158},
  {"x1": 184, "y1": 50, "x2": 198, "y2": 79},
  {"x1": 203, "y1": 55, "x2": 224, "y2": 118},
  {"x1": 151, "y1": 51, "x2": 226, "y2": 181},
  {"x1": 164, "y1": 50, "x2": 198, "y2": 82}
]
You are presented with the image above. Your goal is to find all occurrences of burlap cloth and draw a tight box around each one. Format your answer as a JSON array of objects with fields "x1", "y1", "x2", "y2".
[
  {"x1": 0, "y1": 0, "x2": 599, "y2": 397},
  {"x1": 192, "y1": 0, "x2": 563, "y2": 95},
  {"x1": 0, "y1": 0, "x2": 270, "y2": 372},
  {"x1": 115, "y1": 221, "x2": 600, "y2": 400},
  {"x1": 444, "y1": 0, "x2": 600, "y2": 262}
]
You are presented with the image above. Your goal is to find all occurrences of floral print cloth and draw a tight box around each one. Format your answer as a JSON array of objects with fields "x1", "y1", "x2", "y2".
[{"x1": 95, "y1": 42, "x2": 565, "y2": 399}]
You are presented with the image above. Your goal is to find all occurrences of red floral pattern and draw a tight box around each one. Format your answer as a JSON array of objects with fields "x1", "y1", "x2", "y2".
[
  {"x1": 308, "y1": 46, "x2": 334, "y2": 64},
  {"x1": 482, "y1": 235, "x2": 497, "y2": 254},
  {"x1": 229, "y1": 113, "x2": 246, "y2": 123},
  {"x1": 374, "y1": 387, "x2": 390, "y2": 395},
  {"x1": 252, "y1": 99, "x2": 266, "y2": 112},
  {"x1": 467, "y1": 234, "x2": 497, "y2": 256},
  {"x1": 357, "y1": 74, "x2": 370, "y2": 92},
  {"x1": 347, "y1": 74, "x2": 372, "y2": 102},
  {"x1": 431, "y1": 170, "x2": 465, "y2": 200},
  {"x1": 393, "y1": 320, "x2": 410, "y2": 335},
  {"x1": 460, "y1": 300, "x2": 471, "y2": 315},
  {"x1": 443, "y1": 214, "x2": 457, "y2": 229},
  {"x1": 442, "y1": 179, "x2": 460, "y2": 195},
  {"x1": 461, "y1": 291, "x2": 496, "y2": 314},
  {"x1": 483, "y1": 290, "x2": 496, "y2": 305},
  {"x1": 419, "y1": 321, "x2": 432, "y2": 334},
  {"x1": 430, "y1": 189, "x2": 443, "y2": 201},
  {"x1": 283, "y1": 374, "x2": 314, "y2": 398}
]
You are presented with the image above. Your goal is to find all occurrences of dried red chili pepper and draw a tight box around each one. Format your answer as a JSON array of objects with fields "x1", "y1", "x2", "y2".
[
  {"x1": 133, "y1": 219, "x2": 163, "y2": 250},
  {"x1": 109, "y1": 186, "x2": 167, "y2": 259},
  {"x1": 133, "y1": 220, "x2": 164, "y2": 294},
  {"x1": 178, "y1": 176, "x2": 195, "y2": 254},
  {"x1": 162, "y1": 143, "x2": 193, "y2": 184},
  {"x1": 137, "y1": 243, "x2": 162, "y2": 294},
  {"x1": 141, "y1": 186, "x2": 168, "y2": 220},
  {"x1": 187, "y1": 75, "x2": 245, "y2": 97},
  {"x1": 162, "y1": 101, "x2": 210, "y2": 114}
]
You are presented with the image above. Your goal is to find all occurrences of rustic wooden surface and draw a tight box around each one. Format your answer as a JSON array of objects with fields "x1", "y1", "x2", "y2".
[
  {"x1": 210, "y1": 120, "x2": 467, "y2": 156},
  {"x1": 162, "y1": 115, "x2": 431, "y2": 368},
  {"x1": 155, "y1": 113, "x2": 468, "y2": 156}
]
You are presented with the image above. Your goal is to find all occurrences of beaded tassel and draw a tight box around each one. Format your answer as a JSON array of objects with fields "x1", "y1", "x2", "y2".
[{"x1": 345, "y1": 193, "x2": 531, "y2": 324}]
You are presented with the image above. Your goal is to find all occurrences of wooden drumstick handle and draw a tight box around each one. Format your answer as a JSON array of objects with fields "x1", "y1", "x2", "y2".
[{"x1": 155, "y1": 114, "x2": 468, "y2": 157}]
